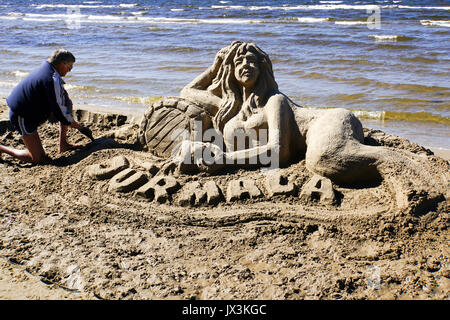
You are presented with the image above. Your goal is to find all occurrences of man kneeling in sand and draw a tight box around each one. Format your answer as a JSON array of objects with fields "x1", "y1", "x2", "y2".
[{"x1": 0, "y1": 49, "x2": 94, "y2": 164}]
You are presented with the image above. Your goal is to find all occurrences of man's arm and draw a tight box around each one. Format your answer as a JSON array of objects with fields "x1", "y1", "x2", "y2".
[
  {"x1": 44, "y1": 77, "x2": 71, "y2": 126},
  {"x1": 45, "y1": 78, "x2": 94, "y2": 141}
]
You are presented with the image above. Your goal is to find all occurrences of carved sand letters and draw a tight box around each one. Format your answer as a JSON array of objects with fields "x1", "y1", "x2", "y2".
[
  {"x1": 136, "y1": 175, "x2": 180, "y2": 203},
  {"x1": 86, "y1": 156, "x2": 337, "y2": 207}
]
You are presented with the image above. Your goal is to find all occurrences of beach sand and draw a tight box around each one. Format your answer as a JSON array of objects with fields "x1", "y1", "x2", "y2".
[{"x1": 0, "y1": 100, "x2": 448, "y2": 300}]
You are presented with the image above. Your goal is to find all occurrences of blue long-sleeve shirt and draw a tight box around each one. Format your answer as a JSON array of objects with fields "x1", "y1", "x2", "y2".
[{"x1": 6, "y1": 61, "x2": 73, "y2": 127}]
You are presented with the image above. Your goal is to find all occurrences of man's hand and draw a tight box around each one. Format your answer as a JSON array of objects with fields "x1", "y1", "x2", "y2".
[{"x1": 79, "y1": 126, "x2": 94, "y2": 141}]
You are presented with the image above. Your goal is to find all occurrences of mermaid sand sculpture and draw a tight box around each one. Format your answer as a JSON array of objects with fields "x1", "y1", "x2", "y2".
[{"x1": 138, "y1": 41, "x2": 447, "y2": 211}]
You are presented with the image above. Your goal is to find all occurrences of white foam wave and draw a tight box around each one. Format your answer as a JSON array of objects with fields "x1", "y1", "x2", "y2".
[
  {"x1": 0, "y1": 81, "x2": 18, "y2": 88},
  {"x1": 420, "y1": 20, "x2": 450, "y2": 27},
  {"x1": 0, "y1": 16, "x2": 19, "y2": 20},
  {"x1": 7, "y1": 12, "x2": 23, "y2": 17},
  {"x1": 9, "y1": 70, "x2": 29, "y2": 78},
  {"x1": 212, "y1": 3, "x2": 448, "y2": 11},
  {"x1": 249, "y1": 6, "x2": 274, "y2": 11},
  {"x1": 23, "y1": 17, "x2": 56, "y2": 22},
  {"x1": 33, "y1": 3, "x2": 138, "y2": 9},
  {"x1": 335, "y1": 21, "x2": 367, "y2": 25},
  {"x1": 0, "y1": 13, "x2": 262, "y2": 25},
  {"x1": 64, "y1": 84, "x2": 96, "y2": 92},
  {"x1": 211, "y1": 4, "x2": 380, "y2": 11},
  {"x1": 211, "y1": 5, "x2": 246, "y2": 10},
  {"x1": 297, "y1": 17, "x2": 330, "y2": 23},
  {"x1": 34, "y1": 4, "x2": 115, "y2": 9},
  {"x1": 130, "y1": 11, "x2": 145, "y2": 16},
  {"x1": 398, "y1": 5, "x2": 450, "y2": 10},
  {"x1": 369, "y1": 35, "x2": 401, "y2": 42},
  {"x1": 119, "y1": 4, "x2": 137, "y2": 8},
  {"x1": 352, "y1": 110, "x2": 385, "y2": 120},
  {"x1": 137, "y1": 17, "x2": 262, "y2": 25}
]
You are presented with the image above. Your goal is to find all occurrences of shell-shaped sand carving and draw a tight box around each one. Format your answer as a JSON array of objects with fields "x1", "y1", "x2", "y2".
[{"x1": 138, "y1": 97, "x2": 213, "y2": 159}]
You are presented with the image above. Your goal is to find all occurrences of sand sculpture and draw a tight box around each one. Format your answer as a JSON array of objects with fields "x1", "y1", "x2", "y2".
[{"x1": 135, "y1": 41, "x2": 447, "y2": 213}]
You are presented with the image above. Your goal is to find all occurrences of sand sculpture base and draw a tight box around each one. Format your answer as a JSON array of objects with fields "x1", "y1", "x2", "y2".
[{"x1": 0, "y1": 103, "x2": 448, "y2": 300}]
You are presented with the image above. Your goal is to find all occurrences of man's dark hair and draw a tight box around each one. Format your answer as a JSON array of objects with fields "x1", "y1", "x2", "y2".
[{"x1": 48, "y1": 49, "x2": 76, "y2": 66}]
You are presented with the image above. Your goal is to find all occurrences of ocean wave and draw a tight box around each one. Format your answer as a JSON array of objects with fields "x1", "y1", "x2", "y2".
[
  {"x1": 143, "y1": 17, "x2": 263, "y2": 25},
  {"x1": 210, "y1": 4, "x2": 381, "y2": 11},
  {"x1": 34, "y1": 4, "x2": 116, "y2": 9},
  {"x1": 384, "y1": 111, "x2": 450, "y2": 124},
  {"x1": 351, "y1": 110, "x2": 386, "y2": 120},
  {"x1": 0, "y1": 81, "x2": 18, "y2": 88},
  {"x1": 368, "y1": 35, "x2": 413, "y2": 42},
  {"x1": 351, "y1": 110, "x2": 449, "y2": 124},
  {"x1": 211, "y1": 5, "x2": 246, "y2": 10},
  {"x1": 0, "y1": 49, "x2": 20, "y2": 55},
  {"x1": 369, "y1": 43, "x2": 417, "y2": 50},
  {"x1": 156, "y1": 65, "x2": 207, "y2": 72},
  {"x1": 8, "y1": 70, "x2": 29, "y2": 78},
  {"x1": 329, "y1": 59, "x2": 372, "y2": 65},
  {"x1": 301, "y1": 72, "x2": 449, "y2": 95},
  {"x1": 1, "y1": 13, "x2": 263, "y2": 25},
  {"x1": 335, "y1": 21, "x2": 367, "y2": 25},
  {"x1": 297, "y1": 17, "x2": 330, "y2": 23},
  {"x1": 7, "y1": 12, "x2": 23, "y2": 17},
  {"x1": 119, "y1": 4, "x2": 138, "y2": 8},
  {"x1": 130, "y1": 11, "x2": 146, "y2": 16},
  {"x1": 65, "y1": 84, "x2": 139, "y2": 95},
  {"x1": 398, "y1": 5, "x2": 450, "y2": 10},
  {"x1": 65, "y1": 84, "x2": 101, "y2": 92},
  {"x1": 400, "y1": 56, "x2": 440, "y2": 64},
  {"x1": 6, "y1": 13, "x2": 387, "y2": 27},
  {"x1": 295, "y1": 4, "x2": 376, "y2": 10},
  {"x1": 23, "y1": 17, "x2": 59, "y2": 22},
  {"x1": 420, "y1": 20, "x2": 450, "y2": 27},
  {"x1": 158, "y1": 46, "x2": 201, "y2": 53},
  {"x1": 0, "y1": 16, "x2": 20, "y2": 20},
  {"x1": 33, "y1": 3, "x2": 138, "y2": 9},
  {"x1": 209, "y1": 3, "x2": 450, "y2": 11},
  {"x1": 331, "y1": 93, "x2": 367, "y2": 101},
  {"x1": 112, "y1": 96, "x2": 162, "y2": 105}
]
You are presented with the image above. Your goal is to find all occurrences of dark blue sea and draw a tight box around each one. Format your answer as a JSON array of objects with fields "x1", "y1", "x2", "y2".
[{"x1": 0, "y1": 0, "x2": 448, "y2": 149}]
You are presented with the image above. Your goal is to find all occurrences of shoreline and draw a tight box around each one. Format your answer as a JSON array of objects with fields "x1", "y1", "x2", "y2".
[
  {"x1": 76, "y1": 103, "x2": 450, "y2": 161},
  {"x1": 430, "y1": 148, "x2": 450, "y2": 162}
]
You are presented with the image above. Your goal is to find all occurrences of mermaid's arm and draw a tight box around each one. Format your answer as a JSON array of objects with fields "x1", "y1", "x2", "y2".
[{"x1": 180, "y1": 48, "x2": 229, "y2": 115}]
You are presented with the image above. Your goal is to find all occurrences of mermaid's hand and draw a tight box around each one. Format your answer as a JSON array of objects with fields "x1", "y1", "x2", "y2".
[{"x1": 195, "y1": 142, "x2": 225, "y2": 174}]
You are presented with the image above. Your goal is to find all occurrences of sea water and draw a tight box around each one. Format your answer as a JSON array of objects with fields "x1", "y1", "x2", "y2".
[{"x1": 0, "y1": 0, "x2": 448, "y2": 149}]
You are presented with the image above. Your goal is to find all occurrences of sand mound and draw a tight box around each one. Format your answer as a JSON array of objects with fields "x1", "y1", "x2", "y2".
[{"x1": 0, "y1": 102, "x2": 448, "y2": 300}]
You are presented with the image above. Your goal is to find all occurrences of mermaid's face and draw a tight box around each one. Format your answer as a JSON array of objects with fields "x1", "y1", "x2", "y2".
[{"x1": 234, "y1": 50, "x2": 260, "y2": 88}]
